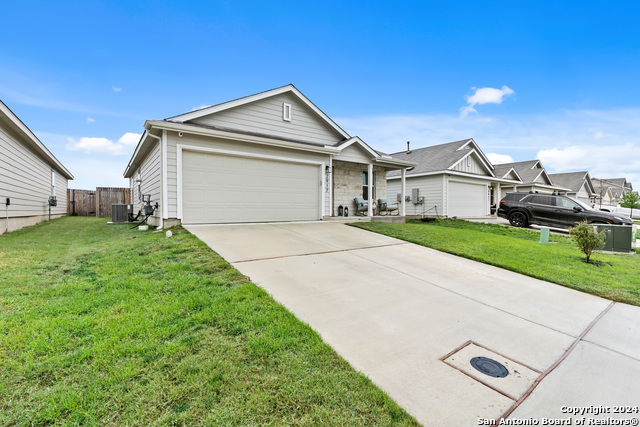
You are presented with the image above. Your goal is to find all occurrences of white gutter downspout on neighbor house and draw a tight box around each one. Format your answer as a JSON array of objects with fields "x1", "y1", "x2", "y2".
[
  {"x1": 401, "y1": 168, "x2": 406, "y2": 216},
  {"x1": 145, "y1": 132, "x2": 163, "y2": 230}
]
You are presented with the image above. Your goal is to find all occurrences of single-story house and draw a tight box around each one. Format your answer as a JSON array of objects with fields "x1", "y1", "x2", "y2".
[
  {"x1": 0, "y1": 99, "x2": 73, "y2": 234},
  {"x1": 599, "y1": 178, "x2": 633, "y2": 202},
  {"x1": 591, "y1": 178, "x2": 615, "y2": 207},
  {"x1": 123, "y1": 85, "x2": 414, "y2": 227},
  {"x1": 493, "y1": 160, "x2": 569, "y2": 198},
  {"x1": 386, "y1": 139, "x2": 521, "y2": 217},
  {"x1": 547, "y1": 171, "x2": 595, "y2": 205}
]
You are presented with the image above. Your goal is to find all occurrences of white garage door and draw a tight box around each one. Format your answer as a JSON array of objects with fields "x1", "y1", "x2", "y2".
[
  {"x1": 182, "y1": 150, "x2": 321, "y2": 224},
  {"x1": 448, "y1": 181, "x2": 487, "y2": 217}
]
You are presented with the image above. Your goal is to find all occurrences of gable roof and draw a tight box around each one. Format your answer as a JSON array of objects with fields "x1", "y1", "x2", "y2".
[
  {"x1": 601, "y1": 178, "x2": 632, "y2": 190},
  {"x1": 387, "y1": 139, "x2": 495, "y2": 177},
  {"x1": 0, "y1": 99, "x2": 73, "y2": 179},
  {"x1": 124, "y1": 86, "x2": 414, "y2": 177},
  {"x1": 493, "y1": 160, "x2": 552, "y2": 185},
  {"x1": 166, "y1": 84, "x2": 351, "y2": 141},
  {"x1": 547, "y1": 171, "x2": 595, "y2": 194}
]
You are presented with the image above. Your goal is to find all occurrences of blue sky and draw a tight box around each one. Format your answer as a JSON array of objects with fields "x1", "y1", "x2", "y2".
[{"x1": 2, "y1": 1, "x2": 640, "y2": 189}]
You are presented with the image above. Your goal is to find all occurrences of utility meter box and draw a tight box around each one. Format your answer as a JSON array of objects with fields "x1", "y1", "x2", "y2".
[
  {"x1": 595, "y1": 224, "x2": 633, "y2": 253},
  {"x1": 48, "y1": 196, "x2": 57, "y2": 207}
]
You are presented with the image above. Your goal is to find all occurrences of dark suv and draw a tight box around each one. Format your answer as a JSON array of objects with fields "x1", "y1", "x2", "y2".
[{"x1": 497, "y1": 192, "x2": 633, "y2": 228}]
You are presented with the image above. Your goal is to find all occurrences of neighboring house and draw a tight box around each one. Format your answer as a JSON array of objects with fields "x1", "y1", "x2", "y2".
[
  {"x1": 599, "y1": 178, "x2": 633, "y2": 202},
  {"x1": 590, "y1": 178, "x2": 615, "y2": 208},
  {"x1": 0, "y1": 100, "x2": 73, "y2": 235},
  {"x1": 547, "y1": 171, "x2": 595, "y2": 205},
  {"x1": 386, "y1": 139, "x2": 521, "y2": 218},
  {"x1": 493, "y1": 160, "x2": 569, "y2": 197},
  {"x1": 123, "y1": 85, "x2": 414, "y2": 226}
]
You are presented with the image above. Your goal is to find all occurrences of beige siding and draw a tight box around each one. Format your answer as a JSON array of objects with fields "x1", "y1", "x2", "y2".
[
  {"x1": 451, "y1": 153, "x2": 490, "y2": 175},
  {"x1": 189, "y1": 93, "x2": 344, "y2": 145},
  {"x1": 387, "y1": 174, "x2": 445, "y2": 217},
  {"x1": 133, "y1": 140, "x2": 162, "y2": 218},
  {"x1": 166, "y1": 131, "x2": 331, "y2": 219},
  {"x1": 0, "y1": 124, "x2": 68, "y2": 218}
]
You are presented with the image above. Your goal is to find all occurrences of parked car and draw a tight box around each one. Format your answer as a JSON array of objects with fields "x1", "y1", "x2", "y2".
[{"x1": 497, "y1": 192, "x2": 633, "y2": 228}]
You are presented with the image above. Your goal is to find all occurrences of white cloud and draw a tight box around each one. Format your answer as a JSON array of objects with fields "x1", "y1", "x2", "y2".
[
  {"x1": 118, "y1": 132, "x2": 141, "y2": 146},
  {"x1": 66, "y1": 132, "x2": 141, "y2": 155},
  {"x1": 112, "y1": 86, "x2": 122, "y2": 92},
  {"x1": 87, "y1": 117, "x2": 95, "y2": 123},
  {"x1": 336, "y1": 107, "x2": 640, "y2": 186},
  {"x1": 460, "y1": 85, "x2": 515, "y2": 117},
  {"x1": 486, "y1": 153, "x2": 514, "y2": 165},
  {"x1": 191, "y1": 104, "x2": 212, "y2": 111},
  {"x1": 537, "y1": 144, "x2": 640, "y2": 182}
]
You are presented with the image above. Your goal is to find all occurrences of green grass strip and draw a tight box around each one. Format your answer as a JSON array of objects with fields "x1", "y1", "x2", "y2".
[
  {"x1": 0, "y1": 217, "x2": 418, "y2": 426},
  {"x1": 352, "y1": 219, "x2": 640, "y2": 306}
]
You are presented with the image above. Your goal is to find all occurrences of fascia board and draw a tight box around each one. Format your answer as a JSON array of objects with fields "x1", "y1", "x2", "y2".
[
  {"x1": 147, "y1": 120, "x2": 341, "y2": 155},
  {"x1": 374, "y1": 158, "x2": 417, "y2": 168},
  {"x1": 332, "y1": 136, "x2": 380, "y2": 158},
  {"x1": 0, "y1": 100, "x2": 74, "y2": 179},
  {"x1": 449, "y1": 149, "x2": 496, "y2": 177},
  {"x1": 458, "y1": 138, "x2": 494, "y2": 170},
  {"x1": 388, "y1": 170, "x2": 521, "y2": 184},
  {"x1": 166, "y1": 84, "x2": 351, "y2": 140},
  {"x1": 123, "y1": 130, "x2": 151, "y2": 177}
]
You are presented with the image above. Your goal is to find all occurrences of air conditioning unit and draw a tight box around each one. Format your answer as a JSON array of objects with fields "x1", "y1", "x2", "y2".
[{"x1": 112, "y1": 204, "x2": 133, "y2": 223}]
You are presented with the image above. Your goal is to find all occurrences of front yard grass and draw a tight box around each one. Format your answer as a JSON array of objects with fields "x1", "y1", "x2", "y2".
[
  {"x1": 0, "y1": 217, "x2": 418, "y2": 426},
  {"x1": 352, "y1": 219, "x2": 640, "y2": 306}
]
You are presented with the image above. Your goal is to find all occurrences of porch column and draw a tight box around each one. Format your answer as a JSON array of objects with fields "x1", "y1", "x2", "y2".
[
  {"x1": 495, "y1": 183, "x2": 501, "y2": 216},
  {"x1": 367, "y1": 163, "x2": 373, "y2": 217},
  {"x1": 401, "y1": 168, "x2": 406, "y2": 216},
  {"x1": 329, "y1": 156, "x2": 333, "y2": 216}
]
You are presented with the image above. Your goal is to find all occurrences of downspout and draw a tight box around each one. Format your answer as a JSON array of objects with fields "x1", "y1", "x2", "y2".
[
  {"x1": 146, "y1": 132, "x2": 163, "y2": 230},
  {"x1": 401, "y1": 168, "x2": 406, "y2": 216},
  {"x1": 329, "y1": 156, "x2": 333, "y2": 216}
]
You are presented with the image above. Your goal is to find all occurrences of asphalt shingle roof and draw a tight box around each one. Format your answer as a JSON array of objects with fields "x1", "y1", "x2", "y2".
[
  {"x1": 387, "y1": 139, "x2": 484, "y2": 177},
  {"x1": 492, "y1": 160, "x2": 547, "y2": 184},
  {"x1": 547, "y1": 171, "x2": 590, "y2": 193}
]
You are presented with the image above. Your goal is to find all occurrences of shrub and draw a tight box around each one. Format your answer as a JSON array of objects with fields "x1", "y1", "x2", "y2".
[{"x1": 569, "y1": 220, "x2": 605, "y2": 264}]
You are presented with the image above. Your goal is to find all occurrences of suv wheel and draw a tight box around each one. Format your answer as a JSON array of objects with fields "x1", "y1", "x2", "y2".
[{"x1": 509, "y1": 211, "x2": 528, "y2": 227}]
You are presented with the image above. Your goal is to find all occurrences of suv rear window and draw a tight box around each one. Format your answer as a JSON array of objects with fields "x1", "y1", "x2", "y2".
[{"x1": 527, "y1": 195, "x2": 554, "y2": 205}]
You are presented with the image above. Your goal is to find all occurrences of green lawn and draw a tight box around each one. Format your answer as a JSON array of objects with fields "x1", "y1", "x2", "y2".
[
  {"x1": 352, "y1": 219, "x2": 640, "y2": 306},
  {"x1": 0, "y1": 217, "x2": 418, "y2": 426}
]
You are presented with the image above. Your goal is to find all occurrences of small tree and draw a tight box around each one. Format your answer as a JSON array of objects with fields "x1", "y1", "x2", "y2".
[
  {"x1": 569, "y1": 221, "x2": 605, "y2": 264},
  {"x1": 619, "y1": 191, "x2": 640, "y2": 218}
]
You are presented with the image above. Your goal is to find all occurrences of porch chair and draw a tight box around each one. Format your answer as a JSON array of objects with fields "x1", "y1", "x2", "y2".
[
  {"x1": 378, "y1": 198, "x2": 399, "y2": 215},
  {"x1": 354, "y1": 197, "x2": 369, "y2": 216}
]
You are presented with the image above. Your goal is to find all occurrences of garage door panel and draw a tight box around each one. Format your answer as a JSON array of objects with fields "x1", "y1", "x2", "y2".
[
  {"x1": 448, "y1": 181, "x2": 487, "y2": 217},
  {"x1": 182, "y1": 150, "x2": 320, "y2": 224}
]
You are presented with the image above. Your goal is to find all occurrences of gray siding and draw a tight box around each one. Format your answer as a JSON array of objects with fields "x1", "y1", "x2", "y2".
[
  {"x1": 133, "y1": 140, "x2": 162, "y2": 217},
  {"x1": 334, "y1": 144, "x2": 373, "y2": 164},
  {"x1": 451, "y1": 153, "x2": 490, "y2": 175},
  {"x1": 0, "y1": 124, "x2": 67, "y2": 218},
  {"x1": 387, "y1": 174, "x2": 445, "y2": 217},
  {"x1": 166, "y1": 131, "x2": 331, "y2": 219},
  {"x1": 189, "y1": 93, "x2": 344, "y2": 146}
]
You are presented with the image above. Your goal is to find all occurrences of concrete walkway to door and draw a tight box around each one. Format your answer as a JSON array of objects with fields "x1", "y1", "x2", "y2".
[{"x1": 185, "y1": 222, "x2": 640, "y2": 426}]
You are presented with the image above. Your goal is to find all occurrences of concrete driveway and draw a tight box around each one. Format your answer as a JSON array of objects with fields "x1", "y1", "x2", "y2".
[{"x1": 185, "y1": 222, "x2": 640, "y2": 426}]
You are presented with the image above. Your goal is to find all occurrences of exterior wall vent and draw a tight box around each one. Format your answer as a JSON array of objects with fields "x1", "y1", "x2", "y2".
[{"x1": 283, "y1": 103, "x2": 292, "y2": 121}]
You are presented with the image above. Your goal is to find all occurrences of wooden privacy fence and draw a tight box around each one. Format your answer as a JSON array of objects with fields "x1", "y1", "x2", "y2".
[{"x1": 68, "y1": 187, "x2": 131, "y2": 217}]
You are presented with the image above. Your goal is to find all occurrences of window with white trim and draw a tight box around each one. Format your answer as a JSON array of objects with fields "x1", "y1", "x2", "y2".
[
  {"x1": 362, "y1": 171, "x2": 375, "y2": 200},
  {"x1": 283, "y1": 103, "x2": 292, "y2": 121}
]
